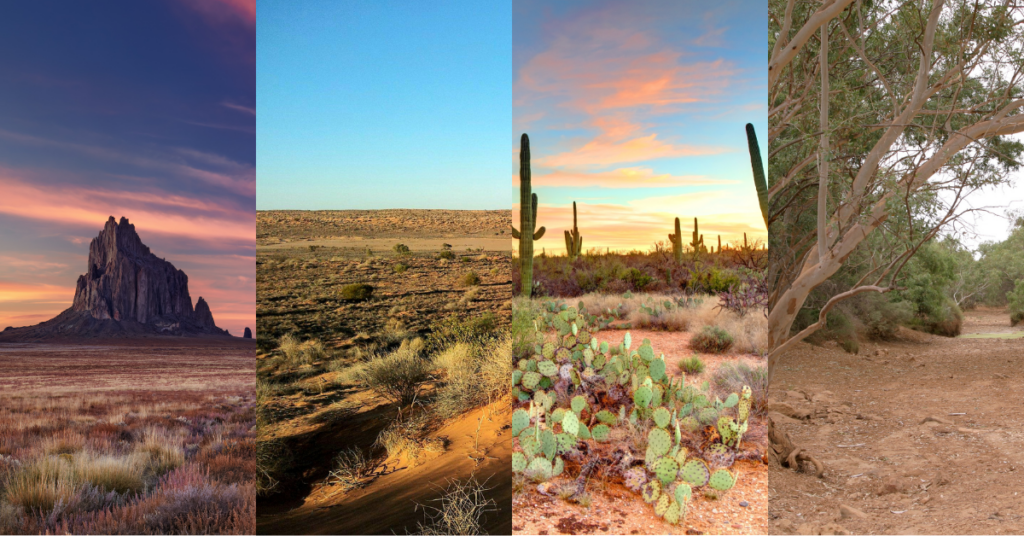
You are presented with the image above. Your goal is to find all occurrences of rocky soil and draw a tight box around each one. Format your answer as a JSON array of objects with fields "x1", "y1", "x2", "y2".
[{"x1": 257, "y1": 209, "x2": 511, "y2": 243}]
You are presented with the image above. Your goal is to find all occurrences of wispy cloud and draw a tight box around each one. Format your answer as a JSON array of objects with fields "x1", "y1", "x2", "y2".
[
  {"x1": 221, "y1": 101, "x2": 256, "y2": 116},
  {"x1": 532, "y1": 167, "x2": 731, "y2": 188}
]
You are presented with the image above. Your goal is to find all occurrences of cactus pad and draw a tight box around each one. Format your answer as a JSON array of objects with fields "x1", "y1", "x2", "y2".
[
  {"x1": 624, "y1": 466, "x2": 647, "y2": 492},
  {"x1": 680, "y1": 459, "x2": 710, "y2": 487},
  {"x1": 552, "y1": 456, "x2": 564, "y2": 477},
  {"x1": 633, "y1": 386, "x2": 652, "y2": 409},
  {"x1": 577, "y1": 329, "x2": 591, "y2": 345},
  {"x1": 512, "y1": 451, "x2": 526, "y2": 473},
  {"x1": 674, "y1": 482, "x2": 693, "y2": 504},
  {"x1": 554, "y1": 347, "x2": 571, "y2": 362},
  {"x1": 524, "y1": 457, "x2": 552, "y2": 482},
  {"x1": 638, "y1": 343, "x2": 655, "y2": 363},
  {"x1": 709, "y1": 468, "x2": 736, "y2": 491},
  {"x1": 571, "y1": 395, "x2": 587, "y2": 416},
  {"x1": 511, "y1": 409, "x2": 530, "y2": 437},
  {"x1": 704, "y1": 442, "x2": 735, "y2": 468},
  {"x1": 541, "y1": 342, "x2": 555, "y2": 359},
  {"x1": 649, "y1": 358, "x2": 666, "y2": 382},
  {"x1": 654, "y1": 493, "x2": 671, "y2": 517},
  {"x1": 591, "y1": 424, "x2": 610, "y2": 442},
  {"x1": 595, "y1": 409, "x2": 617, "y2": 425},
  {"x1": 647, "y1": 428, "x2": 672, "y2": 456},
  {"x1": 550, "y1": 407, "x2": 565, "y2": 424},
  {"x1": 663, "y1": 499, "x2": 682, "y2": 525},
  {"x1": 540, "y1": 429, "x2": 555, "y2": 460},
  {"x1": 521, "y1": 371, "x2": 541, "y2": 391},
  {"x1": 698, "y1": 407, "x2": 719, "y2": 426},
  {"x1": 653, "y1": 407, "x2": 671, "y2": 429},
  {"x1": 641, "y1": 479, "x2": 661, "y2": 504},
  {"x1": 555, "y1": 433, "x2": 575, "y2": 454},
  {"x1": 653, "y1": 456, "x2": 680, "y2": 485},
  {"x1": 537, "y1": 360, "x2": 558, "y2": 377},
  {"x1": 679, "y1": 416, "x2": 700, "y2": 433},
  {"x1": 561, "y1": 409, "x2": 580, "y2": 437}
]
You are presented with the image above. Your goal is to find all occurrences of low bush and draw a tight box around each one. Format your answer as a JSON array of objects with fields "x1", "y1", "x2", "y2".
[
  {"x1": 393, "y1": 263, "x2": 408, "y2": 274},
  {"x1": 690, "y1": 326, "x2": 733, "y2": 354},
  {"x1": 437, "y1": 250, "x2": 455, "y2": 260},
  {"x1": 355, "y1": 345, "x2": 431, "y2": 405},
  {"x1": 416, "y1": 477, "x2": 497, "y2": 536},
  {"x1": 340, "y1": 283, "x2": 374, "y2": 301},
  {"x1": 677, "y1": 355, "x2": 705, "y2": 374},
  {"x1": 393, "y1": 244, "x2": 411, "y2": 255},
  {"x1": 460, "y1": 271, "x2": 480, "y2": 287},
  {"x1": 1008, "y1": 279, "x2": 1024, "y2": 326}
]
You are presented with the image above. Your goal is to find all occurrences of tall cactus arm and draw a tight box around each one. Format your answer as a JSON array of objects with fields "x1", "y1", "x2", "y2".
[
  {"x1": 746, "y1": 123, "x2": 769, "y2": 227},
  {"x1": 531, "y1": 194, "x2": 545, "y2": 240}
]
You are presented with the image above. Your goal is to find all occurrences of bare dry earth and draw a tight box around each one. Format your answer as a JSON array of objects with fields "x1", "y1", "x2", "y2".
[
  {"x1": 257, "y1": 209, "x2": 511, "y2": 243},
  {"x1": 768, "y1": 308, "x2": 1024, "y2": 535},
  {"x1": 514, "y1": 329, "x2": 770, "y2": 536}
]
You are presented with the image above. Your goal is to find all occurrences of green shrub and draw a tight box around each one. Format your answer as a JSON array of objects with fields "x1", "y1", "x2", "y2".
[
  {"x1": 839, "y1": 338, "x2": 859, "y2": 354},
  {"x1": 1009, "y1": 279, "x2": 1024, "y2": 326},
  {"x1": 393, "y1": 244, "x2": 411, "y2": 255},
  {"x1": 620, "y1": 267, "x2": 653, "y2": 291},
  {"x1": 677, "y1": 355, "x2": 705, "y2": 374},
  {"x1": 425, "y1": 313, "x2": 498, "y2": 354},
  {"x1": 460, "y1": 271, "x2": 481, "y2": 287},
  {"x1": 341, "y1": 283, "x2": 374, "y2": 301},
  {"x1": 690, "y1": 326, "x2": 733, "y2": 354},
  {"x1": 437, "y1": 250, "x2": 455, "y2": 260},
  {"x1": 394, "y1": 263, "x2": 408, "y2": 274},
  {"x1": 848, "y1": 293, "x2": 914, "y2": 340},
  {"x1": 355, "y1": 346, "x2": 431, "y2": 405}
]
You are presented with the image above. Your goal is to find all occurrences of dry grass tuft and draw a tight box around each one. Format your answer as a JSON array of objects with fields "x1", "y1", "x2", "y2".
[{"x1": 416, "y1": 477, "x2": 497, "y2": 536}]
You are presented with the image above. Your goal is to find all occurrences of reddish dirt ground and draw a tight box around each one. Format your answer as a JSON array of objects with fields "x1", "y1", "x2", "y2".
[
  {"x1": 768, "y1": 308, "x2": 1024, "y2": 535},
  {"x1": 514, "y1": 327, "x2": 770, "y2": 535}
]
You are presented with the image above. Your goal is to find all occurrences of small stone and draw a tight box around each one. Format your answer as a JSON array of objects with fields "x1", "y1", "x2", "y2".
[
  {"x1": 839, "y1": 504, "x2": 868, "y2": 519},
  {"x1": 739, "y1": 501, "x2": 749, "y2": 507}
]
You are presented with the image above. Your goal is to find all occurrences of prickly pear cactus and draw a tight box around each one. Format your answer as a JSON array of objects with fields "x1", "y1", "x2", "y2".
[
  {"x1": 709, "y1": 468, "x2": 736, "y2": 491},
  {"x1": 680, "y1": 459, "x2": 711, "y2": 487}
]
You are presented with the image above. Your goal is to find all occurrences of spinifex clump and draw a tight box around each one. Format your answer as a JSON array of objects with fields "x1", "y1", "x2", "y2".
[{"x1": 511, "y1": 299, "x2": 755, "y2": 526}]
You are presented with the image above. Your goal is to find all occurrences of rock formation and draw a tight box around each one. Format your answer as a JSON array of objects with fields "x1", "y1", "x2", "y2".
[
  {"x1": 244, "y1": 327, "x2": 252, "y2": 338},
  {"x1": 0, "y1": 216, "x2": 233, "y2": 340}
]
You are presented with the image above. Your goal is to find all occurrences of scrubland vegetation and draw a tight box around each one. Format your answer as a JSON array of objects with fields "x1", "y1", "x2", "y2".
[
  {"x1": 0, "y1": 391, "x2": 255, "y2": 534},
  {"x1": 792, "y1": 218, "x2": 1024, "y2": 351}
]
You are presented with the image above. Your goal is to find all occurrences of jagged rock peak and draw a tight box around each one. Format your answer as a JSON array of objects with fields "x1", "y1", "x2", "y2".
[{"x1": 194, "y1": 297, "x2": 217, "y2": 331}]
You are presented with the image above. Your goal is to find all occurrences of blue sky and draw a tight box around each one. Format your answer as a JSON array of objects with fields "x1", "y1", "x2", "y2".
[
  {"x1": 257, "y1": 0, "x2": 513, "y2": 210},
  {"x1": 514, "y1": 0, "x2": 767, "y2": 251},
  {"x1": 0, "y1": 0, "x2": 255, "y2": 334}
]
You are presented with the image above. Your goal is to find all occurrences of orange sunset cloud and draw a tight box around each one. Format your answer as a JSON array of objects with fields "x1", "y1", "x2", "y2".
[{"x1": 531, "y1": 167, "x2": 729, "y2": 188}]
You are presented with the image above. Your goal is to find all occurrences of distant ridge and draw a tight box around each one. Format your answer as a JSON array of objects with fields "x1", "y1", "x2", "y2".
[{"x1": 0, "y1": 216, "x2": 232, "y2": 341}]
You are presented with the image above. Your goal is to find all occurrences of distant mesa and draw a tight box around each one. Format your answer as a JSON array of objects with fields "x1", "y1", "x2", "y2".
[
  {"x1": 244, "y1": 327, "x2": 252, "y2": 338},
  {"x1": 0, "y1": 216, "x2": 235, "y2": 341}
]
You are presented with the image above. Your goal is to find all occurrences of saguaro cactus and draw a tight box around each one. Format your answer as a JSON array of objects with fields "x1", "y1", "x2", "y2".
[
  {"x1": 511, "y1": 133, "x2": 545, "y2": 297},
  {"x1": 669, "y1": 217, "x2": 683, "y2": 263},
  {"x1": 689, "y1": 218, "x2": 705, "y2": 258},
  {"x1": 564, "y1": 201, "x2": 582, "y2": 260},
  {"x1": 746, "y1": 123, "x2": 769, "y2": 227}
]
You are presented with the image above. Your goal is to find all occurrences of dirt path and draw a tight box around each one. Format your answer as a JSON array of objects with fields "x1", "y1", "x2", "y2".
[{"x1": 768, "y1": 308, "x2": 1024, "y2": 535}]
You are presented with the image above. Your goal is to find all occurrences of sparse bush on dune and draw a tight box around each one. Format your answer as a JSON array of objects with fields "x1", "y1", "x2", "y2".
[
  {"x1": 326, "y1": 448, "x2": 374, "y2": 492},
  {"x1": 416, "y1": 477, "x2": 497, "y2": 536},
  {"x1": 278, "y1": 335, "x2": 329, "y2": 366},
  {"x1": 678, "y1": 355, "x2": 705, "y2": 374},
  {"x1": 355, "y1": 345, "x2": 431, "y2": 405},
  {"x1": 460, "y1": 271, "x2": 481, "y2": 287}
]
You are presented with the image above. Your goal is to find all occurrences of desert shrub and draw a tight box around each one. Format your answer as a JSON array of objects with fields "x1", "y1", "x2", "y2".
[
  {"x1": 280, "y1": 336, "x2": 329, "y2": 365},
  {"x1": 416, "y1": 477, "x2": 497, "y2": 536},
  {"x1": 374, "y1": 413, "x2": 443, "y2": 464},
  {"x1": 355, "y1": 345, "x2": 431, "y2": 405},
  {"x1": 460, "y1": 271, "x2": 480, "y2": 287},
  {"x1": 712, "y1": 362, "x2": 768, "y2": 415},
  {"x1": 620, "y1": 267, "x2": 653, "y2": 291},
  {"x1": 340, "y1": 283, "x2": 374, "y2": 301},
  {"x1": 393, "y1": 243, "x2": 411, "y2": 255},
  {"x1": 677, "y1": 355, "x2": 705, "y2": 374},
  {"x1": 381, "y1": 318, "x2": 411, "y2": 344},
  {"x1": 256, "y1": 437, "x2": 291, "y2": 497},
  {"x1": 437, "y1": 250, "x2": 455, "y2": 260},
  {"x1": 690, "y1": 326, "x2": 733, "y2": 354},
  {"x1": 1008, "y1": 279, "x2": 1024, "y2": 326},
  {"x1": 688, "y1": 266, "x2": 741, "y2": 294},
  {"x1": 425, "y1": 312, "x2": 498, "y2": 354},
  {"x1": 325, "y1": 448, "x2": 373, "y2": 492},
  {"x1": 393, "y1": 263, "x2": 408, "y2": 274},
  {"x1": 839, "y1": 338, "x2": 859, "y2": 354},
  {"x1": 846, "y1": 293, "x2": 914, "y2": 340}
]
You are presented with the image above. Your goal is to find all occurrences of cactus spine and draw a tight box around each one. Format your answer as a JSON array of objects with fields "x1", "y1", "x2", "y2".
[
  {"x1": 511, "y1": 133, "x2": 545, "y2": 297},
  {"x1": 564, "y1": 201, "x2": 582, "y2": 260},
  {"x1": 669, "y1": 217, "x2": 683, "y2": 263},
  {"x1": 746, "y1": 123, "x2": 768, "y2": 227}
]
